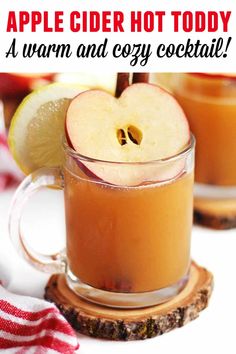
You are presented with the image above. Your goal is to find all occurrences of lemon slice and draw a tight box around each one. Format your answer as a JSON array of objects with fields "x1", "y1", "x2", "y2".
[{"x1": 8, "y1": 83, "x2": 88, "y2": 174}]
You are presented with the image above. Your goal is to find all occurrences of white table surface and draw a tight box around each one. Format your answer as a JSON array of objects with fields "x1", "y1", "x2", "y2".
[{"x1": 0, "y1": 186, "x2": 235, "y2": 354}]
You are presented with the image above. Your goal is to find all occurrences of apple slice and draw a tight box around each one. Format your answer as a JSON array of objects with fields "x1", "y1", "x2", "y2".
[{"x1": 66, "y1": 83, "x2": 190, "y2": 186}]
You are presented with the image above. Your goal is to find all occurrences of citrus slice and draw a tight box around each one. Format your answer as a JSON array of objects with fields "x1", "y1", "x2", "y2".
[{"x1": 8, "y1": 83, "x2": 88, "y2": 174}]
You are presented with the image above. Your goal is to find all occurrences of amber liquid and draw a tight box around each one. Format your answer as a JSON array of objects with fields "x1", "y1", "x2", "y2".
[
  {"x1": 64, "y1": 169, "x2": 193, "y2": 293},
  {"x1": 174, "y1": 74, "x2": 236, "y2": 186}
]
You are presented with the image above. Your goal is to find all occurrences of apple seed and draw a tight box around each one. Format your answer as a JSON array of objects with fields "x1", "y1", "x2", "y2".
[
  {"x1": 117, "y1": 128, "x2": 127, "y2": 145},
  {"x1": 127, "y1": 125, "x2": 142, "y2": 145}
]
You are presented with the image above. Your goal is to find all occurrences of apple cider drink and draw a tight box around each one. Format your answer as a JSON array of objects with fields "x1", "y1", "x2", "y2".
[
  {"x1": 63, "y1": 83, "x2": 195, "y2": 304},
  {"x1": 173, "y1": 73, "x2": 236, "y2": 186},
  {"x1": 7, "y1": 79, "x2": 194, "y2": 308},
  {"x1": 64, "y1": 165, "x2": 193, "y2": 293}
]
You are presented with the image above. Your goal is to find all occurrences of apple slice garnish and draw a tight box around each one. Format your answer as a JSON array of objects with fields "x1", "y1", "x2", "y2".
[{"x1": 66, "y1": 83, "x2": 190, "y2": 186}]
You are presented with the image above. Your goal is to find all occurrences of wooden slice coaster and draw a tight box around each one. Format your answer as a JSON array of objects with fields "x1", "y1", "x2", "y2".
[
  {"x1": 45, "y1": 261, "x2": 213, "y2": 341},
  {"x1": 194, "y1": 197, "x2": 236, "y2": 230}
]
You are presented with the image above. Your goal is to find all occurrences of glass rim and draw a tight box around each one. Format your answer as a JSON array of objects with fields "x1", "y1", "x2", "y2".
[
  {"x1": 186, "y1": 72, "x2": 236, "y2": 81},
  {"x1": 63, "y1": 133, "x2": 195, "y2": 166}
]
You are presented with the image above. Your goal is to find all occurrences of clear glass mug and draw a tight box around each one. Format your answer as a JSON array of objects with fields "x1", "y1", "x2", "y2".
[
  {"x1": 172, "y1": 73, "x2": 236, "y2": 203},
  {"x1": 9, "y1": 137, "x2": 195, "y2": 308}
]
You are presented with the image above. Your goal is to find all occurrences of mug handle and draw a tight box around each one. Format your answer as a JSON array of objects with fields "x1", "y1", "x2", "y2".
[{"x1": 8, "y1": 167, "x2": 66, "y2": 273}]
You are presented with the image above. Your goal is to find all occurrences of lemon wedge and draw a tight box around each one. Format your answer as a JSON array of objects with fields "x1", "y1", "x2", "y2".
[{"x1": 8, "y1": 83, "x2": 88, "y2": 174}]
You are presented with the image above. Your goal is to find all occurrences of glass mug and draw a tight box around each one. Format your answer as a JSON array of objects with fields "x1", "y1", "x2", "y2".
[
  {"x1": 9, "y1": 137, "x2": 195, "y2": 308},
  {"x1": 172, "y1": 73, "x2": 236, "y2": 203}
]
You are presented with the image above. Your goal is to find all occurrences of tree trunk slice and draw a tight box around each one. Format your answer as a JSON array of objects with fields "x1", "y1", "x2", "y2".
[
  {"x1": 194, "y1": 197, "x2": 236, "y2": 230},
  {"x1": 44, "y1": 261, "x2": 213, "y2": 341}
]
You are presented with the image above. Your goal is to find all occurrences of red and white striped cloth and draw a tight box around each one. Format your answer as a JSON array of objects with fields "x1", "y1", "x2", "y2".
[
  {"x1": 0, "y1": 111, "x2": 79, "y2": 352},
  {"x1": 0, "y1": 283, "x2": 79, "y2": 353}
]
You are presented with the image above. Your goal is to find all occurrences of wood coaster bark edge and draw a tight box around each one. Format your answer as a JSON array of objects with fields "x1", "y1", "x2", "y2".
[
  {"x1": 45, "y1": 262, "x2": 213, "y2": 341},
  {"x1": 194, "y1": 198, "x2": 236, "y2": 230},
  {"x1": 194, "y1": 209, "x2": 236, "y2": 230}
]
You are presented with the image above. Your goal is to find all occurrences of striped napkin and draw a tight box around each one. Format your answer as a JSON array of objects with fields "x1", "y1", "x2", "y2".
[
  {"x1": 0, "y1": 111, "x2": 79, "y2": 352},
  {"x1": 0, "y1": 283, "x2": 79, "y2": 353}
]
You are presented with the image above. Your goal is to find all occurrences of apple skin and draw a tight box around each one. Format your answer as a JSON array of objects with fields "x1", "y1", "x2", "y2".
[
  {"x1": 65, "y1": 104, "x2": 101, "y2": 182},
  {"x1": 0, "y1": 73, "x2": 54, "y2": 97},
  {"x1": 189, "y1": 73, "x2": 236, "y2": 80},
  {"x1": 67, "y1": 153, "x2": 188, "y2": 187},
  {"x1": 65, "y1": 133, "x2": 100, "y2": 182},
  {"x1": 65, "y1": 84, "x2": 190, "y2": 186}
]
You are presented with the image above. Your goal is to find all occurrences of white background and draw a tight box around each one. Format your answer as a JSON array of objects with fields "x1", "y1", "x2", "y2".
[{"x1": 0, "y1": 0, "x2": 235, "y2": 72}]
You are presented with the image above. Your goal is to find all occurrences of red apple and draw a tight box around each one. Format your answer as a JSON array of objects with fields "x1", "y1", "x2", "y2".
[
  {"x1": 66, "y1": 83, "x2": 190, "y2": 186},
  {"x1": 0, "y1": 73, "x2": 54, "y2": 97}
]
